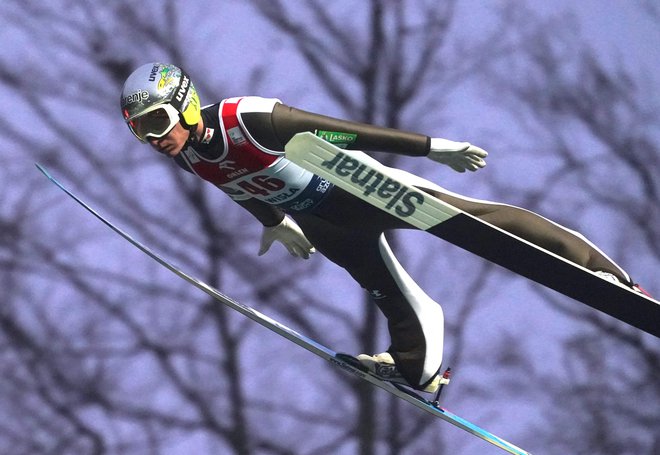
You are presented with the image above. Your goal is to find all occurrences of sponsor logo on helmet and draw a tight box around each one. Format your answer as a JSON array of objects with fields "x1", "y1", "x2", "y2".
[
  {"x1": 175, "y1": 75, "x2": 190, "y2": 102},
  {"x1": 122, "y1": 89, "x2": 149, "y2": 107},
  {"x1": 148, "y1": 64, "x2": 160, "y2": 81},
  {"x1": 157, "y1": 67, "x2": 174, "y2": 90}
]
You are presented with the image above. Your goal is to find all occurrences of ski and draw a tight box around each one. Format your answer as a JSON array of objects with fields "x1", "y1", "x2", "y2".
[
  {"x1": 36, "y1": 163, "x2": 532, "y2": 455},
  {"x1": 285, "y1": 132, "x2": 660, "y2": 338}
]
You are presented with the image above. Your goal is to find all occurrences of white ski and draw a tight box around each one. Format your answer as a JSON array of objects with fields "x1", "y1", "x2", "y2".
[
  {"x1": 36, "y1": 163, "x2": 533, "y2": 455},
  {"x1": 285, "y1": 132, "x2": 660, "y2": 338}
]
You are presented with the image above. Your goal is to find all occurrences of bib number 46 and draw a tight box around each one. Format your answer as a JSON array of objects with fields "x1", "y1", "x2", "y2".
[{"x1": 237, "y1": 175, "x2": 285, "y2": 196}]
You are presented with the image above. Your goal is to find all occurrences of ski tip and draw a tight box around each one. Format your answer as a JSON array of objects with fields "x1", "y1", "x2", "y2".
[{"x1": 35, "y1": 163, "x2": 51, "y2": 179}]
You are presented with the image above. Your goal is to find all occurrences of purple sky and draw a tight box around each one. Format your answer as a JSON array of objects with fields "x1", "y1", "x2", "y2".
[{"x1": 2, "y1": 1, "x2": 659, "y2": 454}]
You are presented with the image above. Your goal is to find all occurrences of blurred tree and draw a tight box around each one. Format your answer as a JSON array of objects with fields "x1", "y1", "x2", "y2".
[
  {"x1": 0, "y1": 0, "x2": 506, "y2": 453},
  {"x1": 3, "y1": 0, "x2": 657, "y2": 454},
  {"x1": 0, "y1": 1, "x2": 336, "y2": 454},
  {"x1": 482, "y1": 4, "x2": 660, "y2": 454}
]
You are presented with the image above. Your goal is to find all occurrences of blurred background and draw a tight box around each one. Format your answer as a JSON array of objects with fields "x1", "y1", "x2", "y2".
[{"x1": 1, "y1": 1, "x2": 658, "y2": 454}]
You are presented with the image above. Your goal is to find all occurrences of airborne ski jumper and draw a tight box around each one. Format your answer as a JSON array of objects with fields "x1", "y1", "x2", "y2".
[
  {"x1": 120, "y1": 62, "x2": 652, "y2": 393},
  {"x1": 36, "y1": 164, "x2": 533, "y2": 454}
]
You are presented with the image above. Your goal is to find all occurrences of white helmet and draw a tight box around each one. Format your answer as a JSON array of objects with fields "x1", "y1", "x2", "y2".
[{"x1": 120, "y1": 62, "x2": 201, "y2": 142}]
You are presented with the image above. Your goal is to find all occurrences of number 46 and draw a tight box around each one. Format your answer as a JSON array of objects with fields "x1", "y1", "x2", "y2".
[{"x1": 237, "y1": 175, "x2": 285, "y2": 196}]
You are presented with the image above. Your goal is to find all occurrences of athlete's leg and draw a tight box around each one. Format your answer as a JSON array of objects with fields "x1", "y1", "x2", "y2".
[
  {"x1": 376, "y1": 234, "x2": 444, "y2": 389},
  {"x1": 292, "y1": 192, "x2": 443, "y2": 389},
  {"x1": 432, "y1": 191, "x2": 632, "y2": 284},
  {"x1": 385, "y1": 168, "x2": 633, "y2": 284}
]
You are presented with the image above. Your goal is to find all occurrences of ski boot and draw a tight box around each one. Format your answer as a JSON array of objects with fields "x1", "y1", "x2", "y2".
[{"x1": 356, "y1": 352, "x2": 449, "y2": 393}]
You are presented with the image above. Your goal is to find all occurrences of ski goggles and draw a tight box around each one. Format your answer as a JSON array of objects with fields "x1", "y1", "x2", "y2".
[{"x1": 126, "y1": 103, "x2": 180, "y2": 142}]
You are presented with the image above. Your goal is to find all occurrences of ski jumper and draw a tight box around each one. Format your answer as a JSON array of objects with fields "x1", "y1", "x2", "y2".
[{"x1": 173, "y1": 96, "x2": 633, "y2": 389}]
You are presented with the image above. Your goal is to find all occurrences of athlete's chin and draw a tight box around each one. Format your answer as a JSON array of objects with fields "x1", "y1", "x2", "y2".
[
  {"x1": 154, "y1": 143, "x2": 183, "y2": 157},
  {"x1": 166, "y1": 146, "x2": 183, "y2": 157}
]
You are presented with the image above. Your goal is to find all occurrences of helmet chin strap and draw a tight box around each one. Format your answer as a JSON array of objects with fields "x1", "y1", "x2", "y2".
[{"x1": 181, "y1": 116, "x2": 200, "y2": 144}]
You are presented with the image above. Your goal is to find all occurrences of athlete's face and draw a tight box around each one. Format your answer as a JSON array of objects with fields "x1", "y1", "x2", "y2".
[{"x1": 148, "y1": 121, "x2": 189, "y2": 157}]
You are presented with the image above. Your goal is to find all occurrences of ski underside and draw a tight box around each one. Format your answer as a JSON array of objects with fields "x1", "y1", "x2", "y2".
[
  {"x1": 285, "y1": 132, "x2": 660, "y2": 338},
  {"x1": 37, "y1": 163, "x2": 532, "y2": 455}
]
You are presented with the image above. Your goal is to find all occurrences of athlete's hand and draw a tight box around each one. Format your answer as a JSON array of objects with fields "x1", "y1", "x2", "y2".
[
  {"x1": 427, "y1": 138, "x2": 488, "y2": 173},
  {"x1": 258, "y1": 216, "x2": 316, "y2": 259}
]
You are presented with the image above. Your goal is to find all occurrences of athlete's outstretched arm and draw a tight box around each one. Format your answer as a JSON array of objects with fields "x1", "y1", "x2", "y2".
[
  {"x1": 271, "y1": 104, "x2": 430, "y2": 156},
  {"x1": 259, "y1": 104, "x2": 487, "y2": 173}
]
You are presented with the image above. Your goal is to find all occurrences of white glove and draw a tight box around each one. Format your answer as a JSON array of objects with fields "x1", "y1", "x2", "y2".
[
  {"x1": 427, "y1": 138, "x2": 488, "y2": 173},
  {"x1": 258, "y1": 216, "x2": 316, "y2": 259}
]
